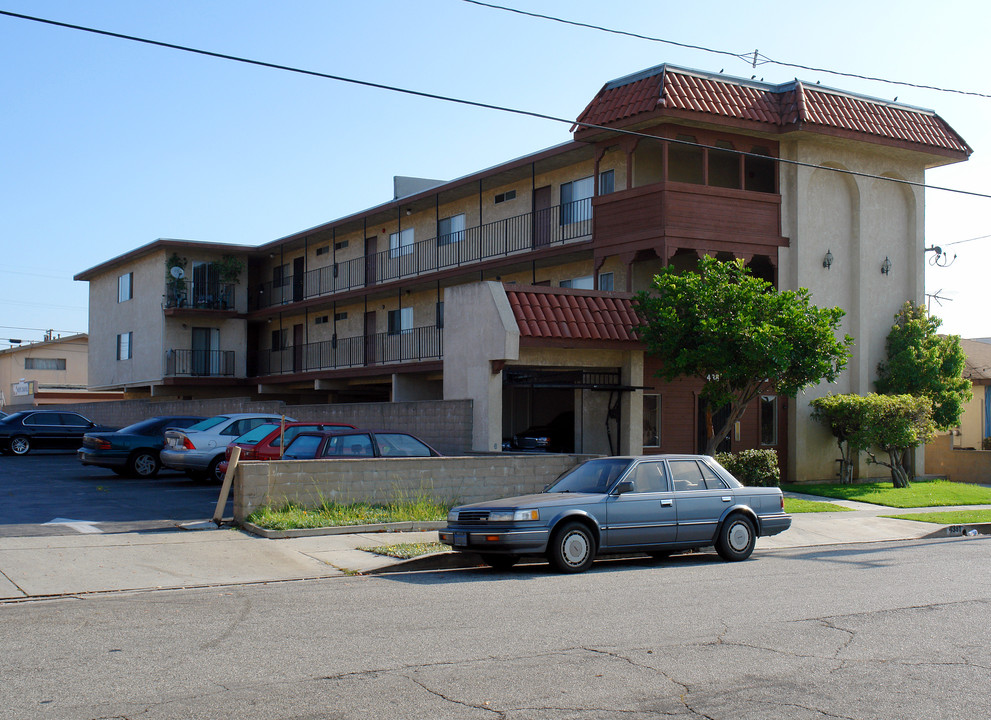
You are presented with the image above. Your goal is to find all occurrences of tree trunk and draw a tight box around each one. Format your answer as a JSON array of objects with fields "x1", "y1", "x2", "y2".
[
  {"x1": 888, "y1": 449, "x2": 911, "y2": 488},
  {"x1": 838, "y1": 440, "x2": 855, "y2": 484}
]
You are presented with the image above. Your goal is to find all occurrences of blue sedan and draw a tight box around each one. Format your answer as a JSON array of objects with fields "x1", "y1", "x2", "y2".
[{"x1": 439, "y1": 455, "x2": 791, "y2": 573}]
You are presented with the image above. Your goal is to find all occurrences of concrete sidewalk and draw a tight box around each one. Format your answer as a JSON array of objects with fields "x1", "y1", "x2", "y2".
[{"x1": 1, "y1": 498, "x2": 987, "y2": 600}]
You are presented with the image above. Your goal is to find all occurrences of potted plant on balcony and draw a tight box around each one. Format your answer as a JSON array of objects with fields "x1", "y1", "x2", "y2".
[{"x1": 216, "y1": 255, "x2": 244, "y2": 309}]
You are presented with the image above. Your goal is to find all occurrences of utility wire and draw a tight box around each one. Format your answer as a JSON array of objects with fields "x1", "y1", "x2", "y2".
[
  {"x1": 1, "y1": 9, "x2": 989, "y2": 201},
  {"x1": 944, "y1": 233, "x2": 991, "y2": 247},
  {"x1": 461, "y1": 0, "x2": 991, "y2": 100}
]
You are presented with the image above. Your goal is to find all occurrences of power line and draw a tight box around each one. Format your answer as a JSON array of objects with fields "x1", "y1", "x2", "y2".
[
  {"x1": 944, "y1": 233, "x2": 991, "y2": 247},
  {"x1": 461, "y1": 0, "x2": 991, "y2": 100},
  {"x1": 1, "y1": 9, "x2": 989, "y2": 201}
]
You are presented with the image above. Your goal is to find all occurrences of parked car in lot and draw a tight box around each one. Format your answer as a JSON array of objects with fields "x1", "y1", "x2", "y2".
[
  {"x1": 281, "y1": 428, "x2": 440, "y2": 459},
  {"x1": 77, "y1": 415, "x2": 205, "y2": 478},
  {"x1": 0, "y1": 410, "x2": 117, "y2": 456},
  {"x1": 439, "y1": 454, "x2": 791, "y2": 573},
  {"x1": 216, "y1": 420, "x2": 357, "y2": 475},
  {"x1": 160, "y1": 413, "x2": 294, "y2": 482}
]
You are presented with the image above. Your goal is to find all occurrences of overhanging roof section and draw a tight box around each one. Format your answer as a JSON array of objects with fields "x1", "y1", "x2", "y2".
[
  {"x1": 574, "y1": 64, "x2": 971, "y2": 160},
  {"x1": 505, "y1": 285, "x2": 641, "y2": 344}
]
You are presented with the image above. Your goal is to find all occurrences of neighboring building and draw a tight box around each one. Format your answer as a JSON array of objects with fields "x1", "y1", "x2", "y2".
[
  {"x1": 0, "y1": 333, "x2": 121, "y2": 408},
  {"x1": 75, "y1": 64, "x2": 970, "y2": 481},
  {"x1": 949, "y1": 338, "x2": 991, "y2": 450}
]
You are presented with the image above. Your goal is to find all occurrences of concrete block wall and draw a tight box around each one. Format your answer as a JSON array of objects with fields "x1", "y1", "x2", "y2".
[
  {"x1": 233, "y1": 454, "x2": 596, "y2": 522},
  {"x1": 41, "y1": 398, "x2": 473, "y2": 455}
]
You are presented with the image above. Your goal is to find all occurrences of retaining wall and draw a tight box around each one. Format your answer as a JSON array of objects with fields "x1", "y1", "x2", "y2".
[
  {"x1": 36, "y1": 397, "x2": 473, "y2": 456},
  {"x1": 925, "y1": 434, "x2": 991, "y2": 485},
  {"x1": 233, "y1": 454, "x2": 595, "y2": 522}
]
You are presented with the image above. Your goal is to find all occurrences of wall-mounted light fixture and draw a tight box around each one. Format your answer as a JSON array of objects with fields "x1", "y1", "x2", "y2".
[
  {"x1": 822, "y1": 249, "x2": 834, "y2": 270},
  {"x1": 405, "y1": 208, "x2": 411, "y2": 216},
  {"x1": 881, "y1": 256, "x2": 892, "y2": 275}
]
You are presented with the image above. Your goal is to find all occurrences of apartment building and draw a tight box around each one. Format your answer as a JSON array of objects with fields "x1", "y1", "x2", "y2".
[
  {"x1": 75, "y1": 64, "x2": 970, "y2": 480},
  {"x1": 0, "y1": 333, "x2": 121, "y2": 407}
]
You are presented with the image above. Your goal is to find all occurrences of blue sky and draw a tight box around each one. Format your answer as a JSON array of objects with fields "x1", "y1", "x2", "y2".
[{"x1": 1, "y1": 0, "x2": 988, "y2": 345}]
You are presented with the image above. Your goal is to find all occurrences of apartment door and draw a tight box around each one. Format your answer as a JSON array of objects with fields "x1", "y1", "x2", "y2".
[
  {"x1": 293, "y1": 323, "x2": 304, "y2": 373},
  {"x1": 364, "y1": 237, "x2": 378, "y2": 287},
  {"x1": 532, "y1": 185, "x2": 552, "y2": 247},
  {"x1": 191, "y1": 327, "x2": 218, "y2": 376},
  {"x1": 292, "y1": 257, "x2": 305, "y2": 302},
  {"x1": 364, "y1": 310, "x2": 377, "y2": 365}
]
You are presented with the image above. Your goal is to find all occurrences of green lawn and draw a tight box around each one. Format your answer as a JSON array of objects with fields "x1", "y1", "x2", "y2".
[
  {"x1": 246, "y1": 499, "x2": 450, "y2": 530},
  {"x1": 784, "y1": 498, "x2": 853, "y2": 514},
  {"x1": 360, "y1": 542, "x2": 449, "y2": 559},
  {"x1": 882, "y1": 510, "x2": 991, "y2": 524},
  {"x1": 781, "y1": 480, "x2": 991, "y2": 509}
]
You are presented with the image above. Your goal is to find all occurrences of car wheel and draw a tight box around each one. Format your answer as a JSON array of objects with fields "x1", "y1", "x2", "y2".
[
  {"x1": 128, "y1": 451, "x2": 160, "y2": 478},
  {"x1": 548, "y1": 521, "x2": 596, "y2": 573},
  {"x1": 716, "y1": 514, "x2": 756, "y2": 562},
  {"x1": 9, "y1": 436, "x2": 31, "y2": 456},
  {"x1": 478, "y1": 553, "x2": 520, "y2": 570},
  {"x1": 207, "y1": 457, "x2": 224, "y2": 484}
]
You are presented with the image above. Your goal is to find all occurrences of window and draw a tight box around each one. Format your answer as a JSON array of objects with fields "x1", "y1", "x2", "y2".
[
  {"x1": 745, "y1": 146, "x2": 776, "y2": 193},
  {"x1": 376, "y1": 433, "x2": 433, "y2": 457},
  {"x1": 334, "y1": 240, "x2": 349, "y2": 250},
  {"x1": 272, "y1": 263, "x2": 289, "y2": 288},
  {"x1": 436, "y1": 301, "x2": 444, "y2": 329},
  {"x1": 25, "y1": 358, "x2": 66, "y2": 370},
  {"x1": 708, "y1": 140, "x2": 740, "y2": 189},
  {"x1": 669, "y1": 460, "x2": 705, "y2": 491},
  {"x1": 598, "y1": 272, "x2": 614, "y2": 291},
  {"x1": 699, "y1": 463, "x2": 728, "y2": 489},
  {"x1": 387, "y1": 307, "x2": 413, "y2": 335},
  {"x1": 643, "y1": 395, "x2": 660, "y2": 447},
  {"x1": 315, "y1": 315, "x2": 329, "y2": 325},
  {"x1": 116, "y1": 332, "x2": 132, "y2": 360},
  {"x1": 271, "y1": 329, "x2": 288, "y2": 350},
  {"x1": 316, "y1": 246, "x2": 330, "y2": 256},
  {"x1": 494, "y1": 189, "x2": 517, "y2": 204},
  {"x1": 760, "y1": 395, "x2": 778, "y2": 446},
  {"x1": 118, "y1": 272, "x2": 133, "y2": 302},
  {"x1": 389, "y1": 228, "x2": 414, "y2": 257},
  {"x1": 599, "y1": 169, "x2": 615, "y2": 195},
  {"x1": 668, "y1": 134, "x2": 704, "y2": 184},
  {"x1": 438, "y1": 214, "x2": 465, "y2": 247},
  {"x1": 334, "y1": 311, "x2": 348, "y2": 321},
  {"x1": 632, "y1": 462, "x2": 667, "y2": 492},
  {"x1": 560, "y1": 176, "x2": 593, "y2": 224},
  {"x1": 322, "y1": 433, "x2": 374, "y2": 457},
  {"x1": 560, "y1": 275, "x2": 593, "y2": 289}
]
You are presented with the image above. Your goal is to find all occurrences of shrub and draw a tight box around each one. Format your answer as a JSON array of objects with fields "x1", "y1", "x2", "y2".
[
  {"x1": 715, "y1": 449, "x2": 780, "y2": 487},
  {"x1": 983, "y1": 437, "x2": 991, "y2": 451}
]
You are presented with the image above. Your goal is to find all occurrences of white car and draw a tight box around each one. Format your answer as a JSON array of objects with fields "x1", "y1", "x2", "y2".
[{"x1": 160, "y1": 413, "x2": 294, "y2": 482}]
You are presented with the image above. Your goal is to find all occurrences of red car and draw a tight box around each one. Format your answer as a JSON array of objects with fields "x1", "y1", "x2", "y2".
[{"x1": 217, "y1": 420, "x2": 355, "y2": 475}]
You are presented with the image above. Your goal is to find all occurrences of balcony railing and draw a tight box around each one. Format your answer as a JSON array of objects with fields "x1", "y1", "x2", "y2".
[
  {"x1": 249, "y1": 325, "x2": 442, "y2": 376},
  {"x1": 164, "y1": 280, "x2": 237, "y2": 311},
  {"x1": 165, "y1": 349, "x2": 236, "y2": 377},
  {"x1": 250, "y1": 199, "x2": 593, "y2": 310}
]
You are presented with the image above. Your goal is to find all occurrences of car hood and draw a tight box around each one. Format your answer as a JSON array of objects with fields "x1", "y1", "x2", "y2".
[{"x1": 455, "y1": 492, "x2": 603, "y2": 511}]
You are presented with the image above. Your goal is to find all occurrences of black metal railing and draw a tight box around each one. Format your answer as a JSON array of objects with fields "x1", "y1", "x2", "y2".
[
  {"x1": 248, "y1": 325, "x2": 443, "y2": 376},
  {"x1": 164, "y1": 280, "x2": 237, "y2": 310},
  {"x1": 249, "y1": 199, "x2": 592, "y2": 310},
  {"x1": 165, "y1": 349, "x2": 236, "y2": 377}
]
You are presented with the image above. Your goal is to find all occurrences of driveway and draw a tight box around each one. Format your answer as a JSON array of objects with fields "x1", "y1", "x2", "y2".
[{"x1": 0, "y1": 451, "x2": 230, "y2": 537}]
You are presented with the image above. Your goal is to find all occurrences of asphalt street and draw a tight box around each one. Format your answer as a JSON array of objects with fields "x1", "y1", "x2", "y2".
[{"x1": 1, "y1": 536, "x2": 988, "y2": 719}]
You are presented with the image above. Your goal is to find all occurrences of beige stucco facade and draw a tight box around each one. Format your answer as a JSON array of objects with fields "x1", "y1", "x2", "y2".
[{"x1": 0, "y1": 334, "x2": 92, "y2": 407}]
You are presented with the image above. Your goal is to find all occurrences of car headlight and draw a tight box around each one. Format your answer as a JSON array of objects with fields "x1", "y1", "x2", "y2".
[
  {"x1": 489, "y1": 509, "x2": 539, "y2": 522},
  {"x1": 447, "y1": 509, "x2": 460, "y2": 523}
]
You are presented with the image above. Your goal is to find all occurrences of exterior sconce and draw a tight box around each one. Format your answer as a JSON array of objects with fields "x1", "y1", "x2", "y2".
[
  {"x1": 822, "y1": 249, "x2": 833, "y2": 270},
  {"x1": 881, "y1": 256, "x2": 892, "y2": 275},
  {"x1": 405, "y1": 208, "x2": 412, "y2": 216}
]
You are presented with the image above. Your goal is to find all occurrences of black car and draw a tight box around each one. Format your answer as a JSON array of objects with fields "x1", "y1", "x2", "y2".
[
  {"x1": 0, "y1": 410, "x2": 118, "y2": 456},
  {"x1": 282, "y1": 429, "x2": 440, "y2": 459},
  {"x1": 78, "y1": 415, "x2": 205, "y2": 478}
]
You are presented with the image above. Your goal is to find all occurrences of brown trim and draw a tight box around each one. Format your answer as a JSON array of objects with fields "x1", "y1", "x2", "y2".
[{"x1": 252, "y1": 360, "x2": 443, "y2": 385}]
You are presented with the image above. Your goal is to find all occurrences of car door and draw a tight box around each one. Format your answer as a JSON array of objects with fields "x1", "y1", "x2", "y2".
[
  {"x1": 669, "y1": 459, "x2": 733, "y2": 543},
  {"x1": 23, "y1": 413, "x2": 61, "y2": 450},
  {"x1": 603, "y1": 460, "x2": 677, "y2": 549},
  {"x1": 58, "y1": 413, "x2": 93, "y2": 448}
]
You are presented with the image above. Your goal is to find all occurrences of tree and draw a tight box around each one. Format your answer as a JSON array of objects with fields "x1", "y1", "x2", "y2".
[
  {"x1": 635, "y1": 256, "x2": 853, "y2": 456},
  {"x1": 861, "y1": 393, "x2": 935, "y2": 488},
  {"x1": 875, "y1": 302, "x2": 971, "y2": 431},
  {"x1": 810, "y1": 395, "x2": 872, "y2": 484}
]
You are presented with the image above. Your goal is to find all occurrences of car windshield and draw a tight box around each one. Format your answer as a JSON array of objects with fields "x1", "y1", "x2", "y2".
[
  {"x1": 185, "y1": 415, "x2": 230, "y2": 432},
  {"x1": 233, "y1": 423, "x2": 280, "y2": 444},
  {"x1": 545, "y1": 458, "x2": 634, "y2": 494},
  {"x1": 0, "y1": 412, "x2": 28, "y2": 424}
]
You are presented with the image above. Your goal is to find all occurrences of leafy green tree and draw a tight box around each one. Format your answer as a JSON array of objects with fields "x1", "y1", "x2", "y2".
[
  {"x1": 875, "y1": 302, "x2": 971, "y2": 431},
  {"x1": 635, "y1": 256, "x2": 853, "y2": 456},
  {"x1": 810, "y1": 394, "x2": 872, "y2": 484},
  {"x1": 861, "y1": 393, "x2": 935, "y2": 488}
]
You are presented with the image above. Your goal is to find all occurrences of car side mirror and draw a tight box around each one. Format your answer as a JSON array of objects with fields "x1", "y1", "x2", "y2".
[{"x1": 612, "y1": 480, "x2": 635, "y2": 495}]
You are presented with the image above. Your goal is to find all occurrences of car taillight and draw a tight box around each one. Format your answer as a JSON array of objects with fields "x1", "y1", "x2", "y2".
[
  {"x1": 95, "y1": 439, "x2": 112, "y2": 450},
  {"x1": 242, "y1": 448, "x2": 256, "y2": 460},
  {"x1": 781, "y1": 496, "x2": 785, "y2": 511},
  {"x1": 183, "y1": 437, "x2": 196, "y2": 450}
]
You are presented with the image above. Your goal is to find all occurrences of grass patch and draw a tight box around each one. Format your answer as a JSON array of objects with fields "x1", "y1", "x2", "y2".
[
  {"x1": 784, "y1": 497, "x2": 854, "y2": 514},
  {"x1": 247, "y1": 498, "x2": 450, "y2": 530},
  {"x1": 882, "y1": 510, "x2": 991, "y2": 524},
  {"x1": 361, "y1": 542, "x2": 449, "y2": 559},
  {"x1": 780, "y1": 480, "x2": 991, "y2": 509}
]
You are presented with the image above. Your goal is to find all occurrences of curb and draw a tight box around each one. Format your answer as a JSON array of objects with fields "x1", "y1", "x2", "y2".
[
  {"x1": 924, "y1": 522, "x2": 991, "y2": 538},
  {"x1": 240, "y1": 520, "x2": 447, "y2": 539}
]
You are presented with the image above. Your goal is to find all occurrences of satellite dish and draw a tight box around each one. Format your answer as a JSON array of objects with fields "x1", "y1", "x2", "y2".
[{"x1": 170, "y1": 266, "x2": 185, "y2": 279}]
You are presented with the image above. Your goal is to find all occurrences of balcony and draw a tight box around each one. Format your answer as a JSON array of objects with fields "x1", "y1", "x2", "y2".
[
  {"x1": 250, "y1": 200, "x2": 593, "y2": 310},
  {"x1": 165, "y1": 349, "x2": 236, "y2": 377},
  {"x1": 164, "y1": 280, "x2": 237, "y2": 311},
  {"x1": 249, "y1": 325, "x2": 442, "y2": 376}
]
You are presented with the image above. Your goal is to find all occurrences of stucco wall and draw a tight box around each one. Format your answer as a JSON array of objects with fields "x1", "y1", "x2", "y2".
[
  {"x1": 925, "y1": 433, "x2": 991, "y2": 484},
  {"x1": 233, "y1": 453, "x2": 595, "y2": 522}
]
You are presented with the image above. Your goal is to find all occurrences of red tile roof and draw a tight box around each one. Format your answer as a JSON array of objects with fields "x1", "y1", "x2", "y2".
[
  {"x1": 574, "y1": 65, "x2": 970, "y2": 156},
  {"x1": 505, "y1": 286, "x2": 641, "y2": 343}
]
